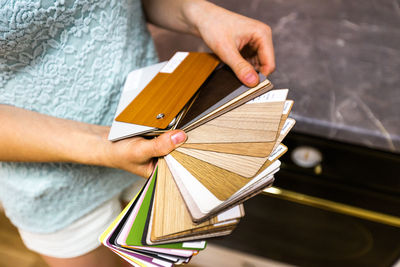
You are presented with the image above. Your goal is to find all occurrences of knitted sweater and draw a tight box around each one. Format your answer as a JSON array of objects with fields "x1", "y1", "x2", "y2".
[{"x1": 0, "y1": 0, "x2": 157, "y2": 233}]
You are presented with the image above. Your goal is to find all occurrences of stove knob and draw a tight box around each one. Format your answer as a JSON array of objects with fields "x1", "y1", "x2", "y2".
[{"x1": 291, "y1": 146, "x2": 323, "y2": 168}]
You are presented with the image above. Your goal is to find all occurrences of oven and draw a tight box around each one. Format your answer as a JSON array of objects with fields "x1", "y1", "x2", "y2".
[{"x1": 211, "y1": 132, "x2": 400, "y2": 266}]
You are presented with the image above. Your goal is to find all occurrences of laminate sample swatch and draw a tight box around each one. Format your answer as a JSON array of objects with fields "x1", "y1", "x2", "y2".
[
  {"x1": 185, "y1": 101, "x2": 285, "y2": 144},
  {"x1": 116, "y1": 52, "x2": 220, "y2": 128},
  {"x1": 181, "y1": 100, "x2": 294, "y2": 156},
  {"x1": 169, "y1": 146, "x2": 286, "y2": 201},
  {"x1": 150, "y1": 159, "x2": 242, "y2": 243}
]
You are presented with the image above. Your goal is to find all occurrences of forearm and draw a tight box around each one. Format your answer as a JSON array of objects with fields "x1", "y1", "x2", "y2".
[
  {"x1": 141, "y1": 0, "x2": 213, "y2": 36},
  {"x1": 0, "y1": 104, "x2": 108, "y2": 165}
]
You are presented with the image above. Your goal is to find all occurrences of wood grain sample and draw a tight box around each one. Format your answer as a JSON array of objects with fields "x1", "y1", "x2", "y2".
[
  {"x1": 176, "y1": 147, "x2": 268, "y2": 178},
  {"x1": 181, "y1": 100, "x2": 294, "y2": 157},
  {"x1": 116, "y1": 52, "x2": 220, "y2": 129},
  {"x1": 170, "y1": 147, "x2": 287, "y2": 201},
  {"x1": 177, "y1": 65, "x2": 271, "y2": 130},
  {"x1": 182, "y1": 79, "x2": 273, "y2": 132},
  {"x1": 181, "y1": 142, "x2": 274, "y2": 157},
  {"x1": 185, "y1": 101, "x2": 285, "y2": 144},
  {"x1": 152, "y1": 159, "x2": 216, "y2": 236},
  {"x1": 151, "y1": 159, "x2": 240, "y2": 242},
  {"x1": 170, "y1": 151, "x2": 248, "y2": 200}
]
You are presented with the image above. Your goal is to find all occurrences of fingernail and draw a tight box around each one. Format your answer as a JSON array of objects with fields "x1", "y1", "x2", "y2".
[
  {"x1": 245, "y1": 72, "x2": 258, "y2": 85},
  {"x1": 171, "y1": 132, "x2": 186, "y2": 145}
]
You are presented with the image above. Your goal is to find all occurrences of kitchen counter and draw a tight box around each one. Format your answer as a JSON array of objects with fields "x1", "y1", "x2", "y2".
[{"x1": 149, "y1": 0, "x2": 400, "y2": 153}]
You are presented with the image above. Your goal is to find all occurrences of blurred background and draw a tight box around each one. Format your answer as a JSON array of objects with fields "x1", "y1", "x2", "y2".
[{"x1": 1, "y1": 0, "x2": 399, "y2": 266}]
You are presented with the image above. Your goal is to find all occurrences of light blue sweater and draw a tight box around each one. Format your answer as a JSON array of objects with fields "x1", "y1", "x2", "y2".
[{"x1": 0, "y1": 0, "x2": 157, "y2": 233}]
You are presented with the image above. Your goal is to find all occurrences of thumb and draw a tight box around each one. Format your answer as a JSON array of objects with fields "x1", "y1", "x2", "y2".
[
  {"x1": 141, "y1": 130, "x2": 187, "y2": 158},
  {"x1": 216, "y1": 43, "x2": 259, "y2": 87}
]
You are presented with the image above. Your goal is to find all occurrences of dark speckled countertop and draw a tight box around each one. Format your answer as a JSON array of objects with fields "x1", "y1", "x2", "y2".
[{"x1": 149, "y1": 0, "x2": 400, "y2": 153}]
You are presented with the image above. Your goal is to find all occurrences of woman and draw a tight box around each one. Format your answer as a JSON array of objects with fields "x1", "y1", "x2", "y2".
[{"x1": 0, "y1": 0, "x2": 275, "y2": 266}]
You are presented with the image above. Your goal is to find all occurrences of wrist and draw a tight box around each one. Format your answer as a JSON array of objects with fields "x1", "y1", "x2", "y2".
[
  {"x1": 78, "y1": 124, "x2": 114, "y2": 168},
  {"x1": 181, "y1": 0, "x2": 216, "y2": 36}
]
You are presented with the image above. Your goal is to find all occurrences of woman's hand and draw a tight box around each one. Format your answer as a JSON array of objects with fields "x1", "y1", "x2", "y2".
[
  {"x1": 143, "y1": 0, "x2": 275, "y2": 87},
  {"x1": 102, "y1": 130, "x2": 186, "y2": 178},
  {"x1": 183, "y1": 1, "x2": 275, "y2": 87}
]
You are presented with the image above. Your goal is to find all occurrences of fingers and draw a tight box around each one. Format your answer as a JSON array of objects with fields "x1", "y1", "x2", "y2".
[
  {"x1": 255, "y1": 25, "x2": 275, "y2": 76},
  {"x1": 140, "y1": 130, "x2": 187, "y2": 159},
  {"x1": 217, "y1": 43, "x2": 260, "y2": 87},
  {"x1": 213, "y1": 26, "x2": 275, "y2": 87},
  {"x1": 204, "y1": 10, "x2": 275, "y2": 87}
]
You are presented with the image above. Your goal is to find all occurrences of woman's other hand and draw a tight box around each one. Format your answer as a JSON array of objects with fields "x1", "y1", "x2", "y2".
[
  {"x1": 184, "y1": 1, "x2": 275, "y2": 87},
  {"x1": 0, "y1": 105, "x2": 186, "y2": 178},
  {"x1": 143, "y1": 0, "x2": 275, "y2": 87}
]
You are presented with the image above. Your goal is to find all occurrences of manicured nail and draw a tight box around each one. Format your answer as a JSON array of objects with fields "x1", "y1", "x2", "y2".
[
  {"x1": 171, "y1": 132, "x2": 186, "y2": 145},
  {"x1": 245, "y1": 72, "x2": 258, "y2": 85}
]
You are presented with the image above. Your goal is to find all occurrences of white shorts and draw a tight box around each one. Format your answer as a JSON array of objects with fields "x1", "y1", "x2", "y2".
[{"x1": 18, "y1": 178, "x2": 146, "y2": 258}]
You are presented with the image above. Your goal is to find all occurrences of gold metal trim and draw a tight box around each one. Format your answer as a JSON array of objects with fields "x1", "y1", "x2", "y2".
[{"x1": 262, "y1": 187, "x2": 400, "y2": 228}]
